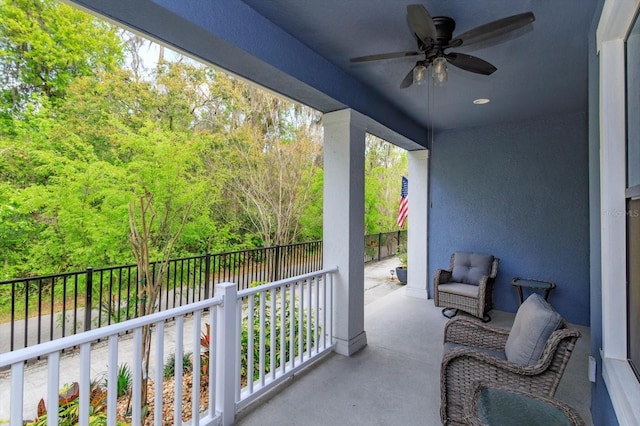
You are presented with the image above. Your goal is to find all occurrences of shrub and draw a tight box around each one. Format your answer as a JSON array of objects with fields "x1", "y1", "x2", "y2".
[
  {"x1": 197, "y1": 284, "x2": 321, "y2": 385},
  {"x1": 164, "y1": 351, "x2": 193, "y2": 379},
  {"x1": 239, "y1": 282, "x2": 320, "y2": 382},
  {"x1": 200, "y1": 322, "x2": 211, "y2": 376},
  {"x1": 27, "y1": 381, "x2": 117, "y2": 426},
  {"x1": 104, "y1": 363, "x2": 132, "y2": 397}
]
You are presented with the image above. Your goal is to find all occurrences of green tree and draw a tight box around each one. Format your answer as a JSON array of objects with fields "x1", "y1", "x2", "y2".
[
  {"x1": 219, "y1": 84, "x2": 323, "y2": 246},
  {"x1": 0, "y1": 0, "x2": 411, "y2": 283},
  {"x1": 364, "y1": 134, "x2": 407, "y2": 234},
  {"x1": 0, "y1": 0, "x2": 123, "y2": 117},
  {"x1": 299, "y1": 169, "x2": 323, "y2": 240}
]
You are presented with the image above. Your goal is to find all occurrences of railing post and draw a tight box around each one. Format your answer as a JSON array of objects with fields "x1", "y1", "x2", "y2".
[
  {"x1": 377, "y1": 233, "x2": 382, "y2": 261},
  {"x1": 204, "y1": 252, "x2": 211, "y2": 299},
  {"x1": 273, "y1": 245, "x2": 281, "y2": 282},
  {"x1": 84, "y1": 267, "x2": 93, "y2": 332},
  {"x1": 216, "y1": 282, "x2": 238, "y2": 426}
]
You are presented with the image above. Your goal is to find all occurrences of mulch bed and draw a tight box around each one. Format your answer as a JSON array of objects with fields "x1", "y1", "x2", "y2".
[{"x1": 116, "y1": 372, "x2": 209, "y2": 425}]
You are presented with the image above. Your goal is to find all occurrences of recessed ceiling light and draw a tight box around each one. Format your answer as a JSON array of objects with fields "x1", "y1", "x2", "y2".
[{"x1": 473, "y1": 98, "x2": 490, "y2": 105}]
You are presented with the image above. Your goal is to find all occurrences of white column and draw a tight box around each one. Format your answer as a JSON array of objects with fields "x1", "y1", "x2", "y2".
[
  {"x1": 216, "y1": 283, "x2": 238, "y2": 426},
  {"x1": 323, "y1": 109, "x2": 367, "y2": 356},
  {"x1": 405, "y1": 150, "x2": 430, "y2": 299}
]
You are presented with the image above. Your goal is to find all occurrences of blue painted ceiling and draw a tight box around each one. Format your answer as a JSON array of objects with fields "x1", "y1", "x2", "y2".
[
  {"x1": 241, "y1": 0, "x2": 599, "y2": 132},
  {"x1": 70, "y1": 0, "x2": 600, "y2": 144}
]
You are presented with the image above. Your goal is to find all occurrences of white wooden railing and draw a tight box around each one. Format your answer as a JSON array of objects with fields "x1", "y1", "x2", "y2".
[{"x1": 0, "y1": 267, "x2": 337, "y2": 426}]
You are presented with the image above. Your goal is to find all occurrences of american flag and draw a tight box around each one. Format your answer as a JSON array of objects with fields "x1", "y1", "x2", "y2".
[{"x1": 396, "y1": 176, "x2": 408, "y2": 228}]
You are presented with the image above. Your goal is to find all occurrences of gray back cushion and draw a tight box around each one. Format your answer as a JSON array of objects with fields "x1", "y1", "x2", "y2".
[
  {"x1": 505, "y1": 293, "x2": 562, "y2": 365},
  {"x1": 451, "y1": 252, "x2": 494, "y2": 285}
]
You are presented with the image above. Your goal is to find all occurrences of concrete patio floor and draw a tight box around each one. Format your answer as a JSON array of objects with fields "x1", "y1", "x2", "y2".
[{"x1": 235, "y1": 257, "x2": 592, "y2": 426}]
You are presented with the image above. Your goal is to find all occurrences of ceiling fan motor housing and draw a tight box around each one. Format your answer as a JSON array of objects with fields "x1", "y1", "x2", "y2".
[{"x1": 427, "y1": 17, "x2": 456, "y2": 60}]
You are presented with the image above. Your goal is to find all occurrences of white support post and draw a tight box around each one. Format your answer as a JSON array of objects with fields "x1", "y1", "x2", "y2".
[
  {"x1": 10, "y1": 362, "x2": 24, "y2": 426},
  {"x1": 323, "y1": 109, "x2": 367, "y2": 356},
  {"x1": 405, "y1": 149, "x2": 430, "y2": 299},
  {"x1": 79, "y1": 343, "x2": 91, "y2": 426},
  {"x1": 216, "y1": 283, "x2": 238, "y2": 426},
  {"x1": 154, "y1": 322, "x2": 165, "y2": 426},
  {"x1": 192, "y1": 310, "x2": 201, "y2": 425},
  {"x1": 175, "y1": 316, "x2": 184, "y2": 423},
  {"x1": 47, "y1": 352, "x2": 60, "y2": 426},
  {"x1": 106, "y1": 337, "x2": 118, "y2": 426},
  {"x1": 132, "y1": 329, "x2": 142, "y2": 426}
]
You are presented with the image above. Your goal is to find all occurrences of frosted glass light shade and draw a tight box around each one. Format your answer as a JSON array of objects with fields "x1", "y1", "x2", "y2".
[
  {"x1": 432, "y1": 57, "x2": 448, "y2": 85},
  {"x1": 413, "y1": 64, "x2": 427, "y2": 85}
]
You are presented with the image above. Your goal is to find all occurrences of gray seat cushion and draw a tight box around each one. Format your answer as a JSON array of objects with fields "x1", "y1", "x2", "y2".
[
  {"x1": 437, "y1": 282, "x2": 479, "y2": 298},
  {"x1": 505, "y1": 293, "x2": 562, "y2": 365},
  {"x1": 451, "y1": 252, "x2": 494, "y2": 285}
]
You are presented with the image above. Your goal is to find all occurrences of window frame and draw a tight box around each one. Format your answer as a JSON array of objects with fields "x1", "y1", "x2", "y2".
[
  {"x1": 626, "y1": 8, "x2": 640, "y2": 382},
  {"x1": 599, "y1": 1, "x2": 640, "y2": 424}
]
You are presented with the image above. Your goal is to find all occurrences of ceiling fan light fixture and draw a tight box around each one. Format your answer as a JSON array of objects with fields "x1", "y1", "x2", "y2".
[
  {"x1": 432, "y1": 57, "x2": 448, "y2": 85},
  {"x1": 413, "y1": 63, "x2": 427, "y2": 85},
  {"x1": 350, "y1": 6, "x2": 535, "y2": 89}
]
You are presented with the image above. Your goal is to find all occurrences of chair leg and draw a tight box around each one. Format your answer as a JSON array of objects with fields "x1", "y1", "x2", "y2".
[
  {"x1": 482, "y1": 313, "x2": 491, "y2": 323},
  {"x1": 442, "y1": 308, "x2": 458, "y2": 319}
]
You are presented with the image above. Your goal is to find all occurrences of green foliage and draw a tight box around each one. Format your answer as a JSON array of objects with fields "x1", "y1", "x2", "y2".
[
  {"x1": 239, "y1": 284, "x2": 320, "y2": 382},
  {"x1": 364, "y1": 134, "x2": 408, "y2": 234},
  {"x1": 103, "y1": 363, "x2": 132, "y2": 398},
  {"x1": 0, "y1": 0, "x2": 405, "y2": 283},
  {"x1": 0, "y1": 0, "x2": 123, "y2": 115},
  {"x1": 27, "y1": 381, "x2": 119, "y2": 426},
  {"x1": 163, "y1": 351, "x2": 193, "y2": 379},
  {"x1": 299, "y1": 169, "x2": 323, "y2": 240},
  {"x1": 397, "y1": 246, "x2": 408, "y2": 268}
]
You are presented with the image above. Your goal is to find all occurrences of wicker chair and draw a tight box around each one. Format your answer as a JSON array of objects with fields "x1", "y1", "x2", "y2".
[
  {"x1": 440, "y1": 316, "x2": 580, "y2": 426},
  {"x1": 434, "y1": 252, "x2": 499, "y2": 322}
]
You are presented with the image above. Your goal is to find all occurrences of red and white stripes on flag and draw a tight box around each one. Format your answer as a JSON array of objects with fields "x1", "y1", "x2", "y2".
[{"x1": 396, "y1": 176, "x2": 408, "y2": 228}]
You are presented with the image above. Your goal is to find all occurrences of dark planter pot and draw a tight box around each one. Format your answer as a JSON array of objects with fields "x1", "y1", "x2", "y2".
[{"x1": 395, "y1": 267, "x2": 407, "y2": 284}]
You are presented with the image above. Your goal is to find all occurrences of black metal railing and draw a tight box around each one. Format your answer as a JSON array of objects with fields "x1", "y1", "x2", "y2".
[
  {"x1": 0, "y1": 231, "x2": 405, "y2": 352},
  {"x1": 364, "y1": 230, "x2": 406, "y2": 262}
]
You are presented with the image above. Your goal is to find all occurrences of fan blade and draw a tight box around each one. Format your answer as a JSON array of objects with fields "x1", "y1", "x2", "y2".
[
  {"x1": 350, "y1": 51, "x2": 420, "y2": 63},
  {"x1": 400, "y1": 67, "x2": 415, "y2": 89},
  {"x1": 407, "y1": 5, "x2": 436, "y2": 47},
  {"x1": 445, "y1": 52, "x2": 497, "y2": 75},
  {"x1": 451, "y1": 12, "x2": 535, "y2": 48}
]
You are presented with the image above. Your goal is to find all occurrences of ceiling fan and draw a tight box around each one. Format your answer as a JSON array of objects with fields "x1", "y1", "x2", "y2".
[{"x1": 350, "y1": 5, "x2": 535, "y2": 88}]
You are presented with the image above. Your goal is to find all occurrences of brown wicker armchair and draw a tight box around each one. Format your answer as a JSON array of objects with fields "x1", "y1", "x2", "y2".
[
  {"x1": 440, "y1": 315, "x2": 580, "y2": 426},
  {"x1": 434, "y1": 252, "x2": 499, "y2": 322}
]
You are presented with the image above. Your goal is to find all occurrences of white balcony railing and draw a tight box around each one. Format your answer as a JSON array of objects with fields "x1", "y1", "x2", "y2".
[{"x1": 0, "y1": 267, "x2": 337, "y2": 426}]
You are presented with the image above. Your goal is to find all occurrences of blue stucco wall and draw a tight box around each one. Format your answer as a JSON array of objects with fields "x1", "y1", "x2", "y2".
[{"x1": 428, "y1": 113, "x2": 590, "y2": 325}]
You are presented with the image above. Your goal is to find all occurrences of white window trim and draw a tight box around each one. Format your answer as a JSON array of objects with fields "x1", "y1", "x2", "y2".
[{"x1": 598, "y1": 1, "x2": 640, "y2": 424}]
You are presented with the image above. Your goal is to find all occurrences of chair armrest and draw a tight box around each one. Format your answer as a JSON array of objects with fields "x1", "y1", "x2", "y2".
[
  {"x1": 444, "y1": 326, "x2": 581, "y2": 377},
  {"x1": 443, "y1": 344, "x2": 545, "y2": 376},
  {"x1": 529, "y1": 327, "x2": 581, "y2": 371},
  {"x1": 444, "y1": 317, "x2": 509, "y2": 352},
  {"x1": 475, "y1": 274, "x2": 496, "y2": 311},
  {"x1": 434, "y1": 268, "x2": 452, "y2": 286}
]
